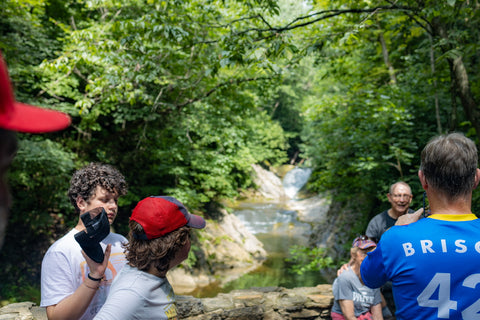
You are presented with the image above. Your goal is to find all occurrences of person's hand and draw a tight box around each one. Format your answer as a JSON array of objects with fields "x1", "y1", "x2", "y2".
[
  {"x1": 395, "y1": 208, "x2": 423, "y2": 226},
  {"x1": 81, "y1": 244, "x2": 111, "y2": 279},
  {"x1": 337, "y1": 262, "x2": 350, "y2": 276}
]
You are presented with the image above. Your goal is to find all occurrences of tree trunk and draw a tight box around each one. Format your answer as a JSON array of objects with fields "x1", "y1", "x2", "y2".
[
  {"x1": 449, "y1": 66, "x2": 458, "y2": 132},
  {"x1": 378, "y1": 32, "x2": 397, "y2": 85},
  {"x1": 433, "y1": 20, "x2": 480, "y2": 140},
  {"x1": 450, "y1": 56, "x2": 480, "y2": 140},
  {"x1": 428, "y1": 33, "x2": 442, "y2": 134}
]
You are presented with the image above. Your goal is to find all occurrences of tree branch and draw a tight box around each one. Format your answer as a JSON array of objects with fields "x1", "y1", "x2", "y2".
[
  {"x1": 235, "y1": 6, "x2": 417, "y2": 36},
  {"x1": 176, "y1": 76, "x2": 272, "y2": 108}
]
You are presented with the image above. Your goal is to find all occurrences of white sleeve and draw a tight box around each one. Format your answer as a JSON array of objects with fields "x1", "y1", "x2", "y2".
[{"x1": 40, "y1": 249, "x2": 77, "y2": 307}]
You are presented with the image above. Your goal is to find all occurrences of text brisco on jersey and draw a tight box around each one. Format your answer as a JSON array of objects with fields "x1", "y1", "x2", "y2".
[{"x1": 402, "y1": 239, "x2": 480, "y2": 257}]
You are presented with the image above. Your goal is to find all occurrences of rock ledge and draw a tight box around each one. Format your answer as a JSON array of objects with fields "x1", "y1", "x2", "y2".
[{"x1": 1, "y1": 285, "x2": 333, "y2": 320}]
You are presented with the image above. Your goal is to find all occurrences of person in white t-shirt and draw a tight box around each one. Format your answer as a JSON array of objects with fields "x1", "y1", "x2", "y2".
[{"x1": 41, "y1": 162, "x2": 128, "y2": 320}]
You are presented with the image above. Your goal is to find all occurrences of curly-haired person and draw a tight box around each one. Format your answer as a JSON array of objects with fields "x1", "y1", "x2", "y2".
[
  {"x1": 41, "y1": 163, "x2": 128, "y2": 320},
  {"x1": 94, "y1": 196, "x2": 206, "y2": 320}
]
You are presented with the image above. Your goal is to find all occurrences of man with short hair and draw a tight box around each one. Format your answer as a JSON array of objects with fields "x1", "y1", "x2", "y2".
[
  {"x1": 366, "y1": 181, "x2": 414, "y2": 243},
  {"x1": 363, "y1": 181, "x2": 415, "y2": 317},
  {"x1": 361, "y1": 132, "x2": 480, "y2": 319},
  {"x1": 41, "y1": 163, "x2": 128, "y2": 320},
  {"x1": 336, "y1": 181, "x2": 415, "y2": 318}
]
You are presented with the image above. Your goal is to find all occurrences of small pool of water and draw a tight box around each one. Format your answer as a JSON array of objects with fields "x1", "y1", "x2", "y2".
[{"x1": 188, "y1": 252, "x2": 327, "y2": 298}]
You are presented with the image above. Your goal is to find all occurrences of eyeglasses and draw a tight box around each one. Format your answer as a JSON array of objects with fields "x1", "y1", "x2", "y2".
[{"x1": 391, "y1": 194, "x2": 412, "y2": 200}]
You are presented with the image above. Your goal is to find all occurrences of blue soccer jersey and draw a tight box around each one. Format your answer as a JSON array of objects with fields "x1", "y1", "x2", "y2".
[{"x1": 360, "y1": 214, "x2": 480, "y2": 320}]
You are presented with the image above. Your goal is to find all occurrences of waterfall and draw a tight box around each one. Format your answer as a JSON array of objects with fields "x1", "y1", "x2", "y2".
[
  {"x1": 234, "y1": 166, "x2": 313, "y2": 236},
  {"x1": 191, "y1": 165, "x2": 329, "y2": 297},
  {"x1": 283, "y1": 167, "x2": 312, "y2": 199}
]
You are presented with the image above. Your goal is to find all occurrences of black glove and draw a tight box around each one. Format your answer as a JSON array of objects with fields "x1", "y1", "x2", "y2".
[{"x1": 74, "y1": 207, "x2": 110, "y2": 263}]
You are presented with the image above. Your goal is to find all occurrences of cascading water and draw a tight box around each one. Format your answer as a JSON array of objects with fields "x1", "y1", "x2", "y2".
[
  {"x1": 283, "y1": 167, "x2": 313, "y2": 199},
  {"x1": 218, "y1": 166, "x2": 326, "y2": 293},
  {"x1": 233, "y1": 166, "x2": 312, "y2": 237}
]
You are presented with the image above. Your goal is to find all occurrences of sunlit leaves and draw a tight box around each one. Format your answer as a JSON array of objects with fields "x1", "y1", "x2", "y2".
[{"x1": 287, "y1": 245, "x2": 334, "y2": 275}]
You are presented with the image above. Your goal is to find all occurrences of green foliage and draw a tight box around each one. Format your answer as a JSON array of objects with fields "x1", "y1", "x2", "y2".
[
  {"x1": 287, "y1": 245, "x2": 334, "y2": 275},
  {"x1": 297, "y1": 0, "x2": 467, "y2": 208},
  {"x1": 8, "y1": 138, "x2": 76, "y2": 229},
  {"x1": 3, "y1": 0, "x2": 480, "y2": 303},
  {"x1": 32, "y1": 0, "x2": 291, "y2": 210},
  {"x1": 183, "y1": 243, "x2": 199, "y2": 270},
  {"x1": 1, "y1": 0, "x2": 292, "y2": 302},
  {"x1": 0, "y1": 137, "x2": 76, "y2": 303},
  {"x1": 0, "y1": 282, "x2": 40, "y2": 306}
]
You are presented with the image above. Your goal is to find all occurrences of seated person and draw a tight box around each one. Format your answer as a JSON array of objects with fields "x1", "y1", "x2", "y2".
[
  {"x1": 331, "y1": 236, "x2": 383, "y2": 320},
  {"x1": 94, "y1": 196, "x2": 206, "y2": 320}
]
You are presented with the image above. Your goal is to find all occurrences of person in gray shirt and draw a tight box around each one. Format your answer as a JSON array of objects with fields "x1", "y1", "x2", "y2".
[
  {"x1": 331, "y1": 236, "x2": 383, "y2": 320},
  {"x1": 365, "y1": 181, "x2": 420, "y2": 318},
  {"x1": 337, "y1": 182, "x2": 415, "y2": 318},
  {"x1": 94, "y1": 196, "x2": 206, "y2": 320}
]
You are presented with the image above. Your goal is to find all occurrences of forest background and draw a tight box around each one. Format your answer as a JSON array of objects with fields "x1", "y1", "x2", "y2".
[{"x1": 2, "y1": 0, "x2": 480, "y2": 304}]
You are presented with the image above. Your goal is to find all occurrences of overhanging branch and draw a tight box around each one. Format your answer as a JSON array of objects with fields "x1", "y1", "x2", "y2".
[{"x1": 176, "y1": 76, "x2": 272, "y2": 108}]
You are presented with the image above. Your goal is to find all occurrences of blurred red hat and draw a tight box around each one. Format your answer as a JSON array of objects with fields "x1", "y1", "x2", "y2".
[{"x1": 0, "y1": 53, "x2": 70, "y2": 133}]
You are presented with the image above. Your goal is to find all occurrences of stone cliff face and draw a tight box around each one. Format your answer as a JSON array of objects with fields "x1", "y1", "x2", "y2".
[
  {"x1": 250, "y1": 164, "x2": 288, "y2": 201},
  {"x1": 307, "y1": 198, "x2": 368, "y2": 282}
]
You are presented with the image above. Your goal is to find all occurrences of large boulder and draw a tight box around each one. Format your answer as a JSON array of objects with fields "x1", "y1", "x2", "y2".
[
  {"x1": 250, "y1": 164, "x2": 287, "y2": 201},
  {"x1": 169, "y1": 209, "x2": 267, "y2": 294}
]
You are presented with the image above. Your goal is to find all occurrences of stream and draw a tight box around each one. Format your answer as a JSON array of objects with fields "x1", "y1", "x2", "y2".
[
  {"x1": 191, "y1": 167, "x2": 328, "y2": 297},
  {"x1": 222, "y1": 200, "x2": 326, "y2": 291}
]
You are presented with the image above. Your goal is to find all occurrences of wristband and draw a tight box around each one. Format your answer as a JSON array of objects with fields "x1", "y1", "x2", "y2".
[{"x1": 88, "y1": 273, "x2": 103, "y2": 282}]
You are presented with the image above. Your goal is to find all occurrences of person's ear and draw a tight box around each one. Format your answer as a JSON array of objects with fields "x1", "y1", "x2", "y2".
[
  {"x1": 407, "y1": 195, "x2": 413, "y2": 205},
  {"x1": 386, "y1": 192, "x2": 393, "y2": 203},
  {"x1": 76, "y1": 196, "x2": 87, "y2": 212},
  {"x1": 418, "y1": 170, "x2": 428, "y2": 190},
  {"x1": 473, "y1": 168, "x2": 480, "y2": 189}
]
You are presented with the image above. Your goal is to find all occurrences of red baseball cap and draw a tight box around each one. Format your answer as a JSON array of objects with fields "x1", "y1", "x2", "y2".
[
  {"x1": 0, "y1": 53, "x2": 71, "y2": 133},
  {"x1": 130, "y1": 196, "x2": 206, "y2": 240}
]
